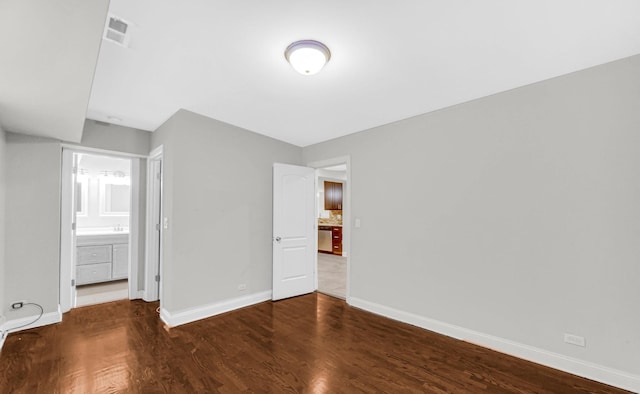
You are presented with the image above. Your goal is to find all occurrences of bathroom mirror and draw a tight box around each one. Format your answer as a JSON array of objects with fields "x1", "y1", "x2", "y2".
[
  {"x1": 75, "y1": 178, "x2": 88, "y2": 217},
  {"x1": 99, "y1": 179, "x2": 130, "y2": 216}
]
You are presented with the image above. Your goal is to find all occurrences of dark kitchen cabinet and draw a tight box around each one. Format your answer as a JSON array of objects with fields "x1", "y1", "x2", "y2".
[
  {"x1": 332, "y1": 226, "x2": 342, "y2": 256},
  {"x1": 324, "y1": 181, "x2": 343, "y2": 210}
]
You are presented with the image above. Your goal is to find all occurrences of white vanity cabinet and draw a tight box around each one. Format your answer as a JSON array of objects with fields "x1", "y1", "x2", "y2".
[
  {"x1": 76, "y1": 234, "x2": 129, "y2": 285},
  {"x1": 112, "y1": 243, "x2": 129, "y2": 279}
]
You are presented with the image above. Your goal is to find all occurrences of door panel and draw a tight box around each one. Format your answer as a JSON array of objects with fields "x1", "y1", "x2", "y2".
[{"x1": 273, "y1": 163, "x2": 315, "y2": 301}]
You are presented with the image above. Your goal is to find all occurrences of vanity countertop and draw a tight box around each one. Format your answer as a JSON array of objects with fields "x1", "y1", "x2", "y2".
[
  {"x1": 76, "y1": 232, "x2": 129, "y2": 246},
  {"x1": 77, "y1": 227, "x2": 129, "y2": 236}
]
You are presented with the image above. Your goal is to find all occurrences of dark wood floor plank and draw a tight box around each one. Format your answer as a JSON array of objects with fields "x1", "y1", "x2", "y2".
[{"x1": 0, "y1": 293, "x2": 629, "y2": 393}]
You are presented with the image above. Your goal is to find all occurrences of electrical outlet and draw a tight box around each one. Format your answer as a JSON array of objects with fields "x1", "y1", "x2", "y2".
[
  {"x1": 238, "y1": 284, "x2": 247, "y2": 291},
  {"x1": 564, "y1": 333, "x2": 586, "y2": 347}
]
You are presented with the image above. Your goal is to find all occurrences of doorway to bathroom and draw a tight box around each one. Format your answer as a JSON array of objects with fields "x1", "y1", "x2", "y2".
[{"x1": 60, "y1": 148, "x2": 142, "y2": 311}]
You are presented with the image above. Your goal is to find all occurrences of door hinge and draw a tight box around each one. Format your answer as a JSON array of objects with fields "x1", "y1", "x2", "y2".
[
  {"x1": 72, "y1": 166, "x2": 78, "y2": 174},
  {"x1": 155, "y1": 223, "x2": 160, "y2": 231},
  {"x1": 156, "y1": 172, "x2": 161, "y2": 180},
  {"x1": 155, "y1": 274, "x2": 160, "y2": 282},
  {"x1": 71, "y1": 279, "x2": 75, "y2": 286},
  {"x1": 71, "y1": 222, "x2": 76, "y2": 231}
]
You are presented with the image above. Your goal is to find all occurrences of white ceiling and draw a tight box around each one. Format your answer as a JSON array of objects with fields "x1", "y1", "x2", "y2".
[
  {"x1": 1, "y1": 1, "x2": 638, "y2": 146},
  {"x1": 0, "y1": 0, "x2": 109, "y2": 142},
  {"x1": 84, "y1": 1, "x2": 639, "y2": 147}
]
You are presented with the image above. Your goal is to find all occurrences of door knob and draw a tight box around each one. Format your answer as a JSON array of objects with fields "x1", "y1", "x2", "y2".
[{"x1": 275, "y1": 236, "x2": 282, "y2": 243}]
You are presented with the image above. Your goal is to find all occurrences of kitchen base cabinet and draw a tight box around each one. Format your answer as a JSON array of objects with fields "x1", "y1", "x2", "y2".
[{"x1": 332, "y1": 227, "x2": 342, "y2": 256}]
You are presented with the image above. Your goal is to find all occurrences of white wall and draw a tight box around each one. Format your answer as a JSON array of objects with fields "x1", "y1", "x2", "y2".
[
  {"x1": 151, "y1": 109, "x2": 302, "y2": 314},
  {"x1": 0, "y1": 124, "x2": 6, "y2": 324},
  {"x1": 303, "y1": 55, "x2": 640, "y2": 382}
]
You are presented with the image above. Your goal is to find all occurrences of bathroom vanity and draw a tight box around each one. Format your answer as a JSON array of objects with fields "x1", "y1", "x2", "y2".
[{"x1": 76, "y1": 233, "x2": 129, "y2": 285}]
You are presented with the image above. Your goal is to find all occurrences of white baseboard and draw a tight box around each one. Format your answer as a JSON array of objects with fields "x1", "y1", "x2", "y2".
[
  {"x1": 132, "y1": 290, "x2": 145, "y2": 300},
  {"x1": 142, "y1": 293, "x2": 158, "y2": 303},
  {"x1": 0, "y1": 305, "x2": 63, "y2": 352},
  {"x1": 349, "y1": 297, "x2": 640, "y2": 393},
  {"x1": 161, "y1": 290, "x2": 272, "y2": 328}
]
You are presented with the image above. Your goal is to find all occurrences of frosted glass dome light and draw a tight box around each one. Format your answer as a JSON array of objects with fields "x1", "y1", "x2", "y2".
[{"x1": 284, "y1": 40, "x2": 331, "y2": 75}]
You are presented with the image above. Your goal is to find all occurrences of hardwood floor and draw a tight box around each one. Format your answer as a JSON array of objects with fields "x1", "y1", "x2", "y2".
[{"x1": 0, "y1": 293, "x2": 627, "y2": 393}]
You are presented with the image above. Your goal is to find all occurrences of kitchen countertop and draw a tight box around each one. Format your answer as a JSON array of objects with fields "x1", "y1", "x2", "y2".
[{"x1": 318, "y1": 222, "x2": 342, "y2": 227}]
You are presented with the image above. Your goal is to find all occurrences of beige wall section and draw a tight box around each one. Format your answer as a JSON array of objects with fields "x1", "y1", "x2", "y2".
[
  {"x1": 303, "y1": 55, "x2": 640, "y2": 375},
  {"x1": 2, "y1": 122, "x2": 152, "y2": 323},
  {"x1": 151, "y1": 109, "x2": 303, "y2": 312},
  {"x1": 0, "y1": 125, "x2": 6, "y2": 322},
  {"x1": 4, "y1": 133, "x2": 61, "y2": 320}
]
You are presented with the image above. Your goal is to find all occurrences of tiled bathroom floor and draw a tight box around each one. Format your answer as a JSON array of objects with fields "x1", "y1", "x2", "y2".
[
  {"x1": 317, "y1": 253, "x2": 347, "y2": 299},
  {"x1": 76, "y1": 280, "x2": 128, "y2": 307}
]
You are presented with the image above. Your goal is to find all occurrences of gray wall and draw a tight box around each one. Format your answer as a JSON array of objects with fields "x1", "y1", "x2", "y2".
[
  {"x1": 81, "y1": 120, "x2": 151, "y2": 156},
  {"x1": 151, "y1": 110, "x2": 302, "y2": 312},
  {"x1": 0, "y1": 124, "x2": 6, "y2": 323},
  {"x1": 2, "y1": 122, "x2": 152, "y2": 322},
  {"x1": 303, "y1": 55, "x2": 640, "y2": 375},
  {"x1": 4, "y1": 133, "x2": 61, "y2": 320}
]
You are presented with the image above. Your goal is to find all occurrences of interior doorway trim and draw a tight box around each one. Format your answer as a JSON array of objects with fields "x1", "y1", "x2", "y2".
[
  {"x1": 59, "y1": 147, "x2": 142, "y2": 313},
  {"x1": 144, "y1": 145, "x2": 163, "y2": 303},
  {"x1": 306, "y1": 155, "x2": 351, "y2": 303},
  {"x1": 61, "y1": 143, "x2": 148, "y2": 159}
]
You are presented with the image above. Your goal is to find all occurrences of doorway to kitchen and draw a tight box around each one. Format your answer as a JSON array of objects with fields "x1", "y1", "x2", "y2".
[
  {"x1": 311, "y1": 157, "x2": 350, "y2": 300},
  {"x1": 60, "y1": 148, "x2": 141, "y2": 312}
]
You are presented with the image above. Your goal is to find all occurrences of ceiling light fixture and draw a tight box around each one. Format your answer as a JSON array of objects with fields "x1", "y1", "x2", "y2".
[{"x1": 284, "y1": 40, "x2": 331, "y2": 75}]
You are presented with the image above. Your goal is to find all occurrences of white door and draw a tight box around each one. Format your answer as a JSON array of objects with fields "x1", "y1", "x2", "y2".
[{"x1": 272, "y1": 163, "x2": 316, "y2": 301}]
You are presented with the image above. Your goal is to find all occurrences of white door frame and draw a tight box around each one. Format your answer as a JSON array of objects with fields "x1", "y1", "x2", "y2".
[
  {"x1": 59, "y1": 145, "x2": 144, "y2": 313},
  {"x1": 144, "y1": 145, "x2": 163, "y2": 303},
  {"x1": 306, "y1": 155, "x2": 351, "y2": 303},
  {"x1": 60, "y1": 149, "x2": 77, "y2": 312}
]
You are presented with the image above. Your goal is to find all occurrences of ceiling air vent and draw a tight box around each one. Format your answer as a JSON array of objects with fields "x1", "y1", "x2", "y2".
[{"x1": 104, "y1": 15, "x2": 130, "y2": 47}]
